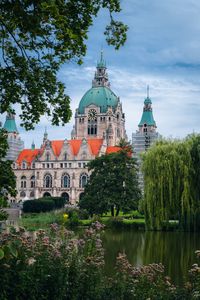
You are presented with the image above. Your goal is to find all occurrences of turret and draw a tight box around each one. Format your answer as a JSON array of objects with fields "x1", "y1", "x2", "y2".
[
  {"x1": 3, "y1": 113, "x2": 24, "y2": 161},
  {"x1": 138, "y1": 86, "x2": 156, "y2": 134},
  {"x1": 31, "y1": 141, "x2": 35, "y2": 150}
]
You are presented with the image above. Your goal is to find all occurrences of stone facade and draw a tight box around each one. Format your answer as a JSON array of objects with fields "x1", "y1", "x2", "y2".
[{"x1": 8, "y1": 54, "x2": 127, "y2": 203}]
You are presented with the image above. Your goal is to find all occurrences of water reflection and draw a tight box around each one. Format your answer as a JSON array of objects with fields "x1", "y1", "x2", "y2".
[{"x1": 102, "y1": 229, "x2": 200, "y2": 285}]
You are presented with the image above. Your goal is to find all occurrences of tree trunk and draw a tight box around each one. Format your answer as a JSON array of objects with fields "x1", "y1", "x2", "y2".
[
  {"x1": 111, "y1": 205, "x2": 114, "y2": 217},
  {"x1": 116, "y1": 206, "x2": 120, "y2": 216}
]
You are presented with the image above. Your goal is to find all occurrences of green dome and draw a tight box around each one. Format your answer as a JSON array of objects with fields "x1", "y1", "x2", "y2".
[{"x1": 78, "y1": 86, "x2": 118, "y2": 114}]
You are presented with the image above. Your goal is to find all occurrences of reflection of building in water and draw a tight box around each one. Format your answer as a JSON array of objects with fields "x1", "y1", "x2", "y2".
[
  {"x1": 3, "y1": 52, "x2": 127, "y2": 204},
  {"x1": 132, "y1": 86, "x2": 160, "y2": 188}
]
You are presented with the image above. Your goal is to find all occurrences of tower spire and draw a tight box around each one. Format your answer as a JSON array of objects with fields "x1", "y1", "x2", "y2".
[
  {"x1": 92, "y1": 51, "x2": 110, "y2": 88},
  {"x1": 147, "y1": 85, "x2": 150, "y2": 98}
]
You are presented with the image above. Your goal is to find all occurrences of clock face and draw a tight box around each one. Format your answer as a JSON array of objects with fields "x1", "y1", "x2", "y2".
[{"x1": 88, "y1": 109, "x2": 97, "y2": 121}]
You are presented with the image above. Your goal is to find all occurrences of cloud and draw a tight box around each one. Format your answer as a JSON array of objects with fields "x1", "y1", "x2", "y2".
[{"x1": 1, "y1": 0, "x2": 200, "y2": 147}]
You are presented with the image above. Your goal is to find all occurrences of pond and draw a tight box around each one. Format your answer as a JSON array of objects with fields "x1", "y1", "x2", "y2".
[{"x1": 102, "y1": 228, "x2": 200, "y2": 286}]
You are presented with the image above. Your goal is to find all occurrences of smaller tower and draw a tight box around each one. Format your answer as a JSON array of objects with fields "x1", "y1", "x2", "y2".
[
  {"x1": 3, "y1": 113, "x2": 24, "y2": 161},
  {"x1": 71, "y1": 125, "x2": 76, "y2": 140},
  {"x1": 132, "y1": 87, "x2": 159, "y2": 188}
]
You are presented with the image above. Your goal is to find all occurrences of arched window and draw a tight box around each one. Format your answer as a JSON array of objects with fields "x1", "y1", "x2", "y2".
[
  {"x1": 88, "y1": 114, "x2": 97, "y2": 135},
  {"x1": 43, "y1": 173, "x2": 52, "y2": 188},
  {"x1": 22, "y1": 161, "x2": 26, "y2": 169},
  {"x1": 61, "y1": 192, "x2": 69, "y2": 203},
  {"x1": 31, "y1": 175, "x2": 35, "y2": 188},
  {"x1": 20, "y1": 191, "x2": 26, "y2": 198},
  {"x1": 30, "y1": 191, "x2": 35, "y2": 198},
  {"x1": 21, "y1": 176, "x2": 26, "y2": 188},
  {"x1": 43, "y1": 192, "x2": 51, "y2": 197},
  {"x1": 79, "y1": 173, "x2": 88, "y2": 188},
  {"x1": 61, "y1": 173, "x2": 70, "y2": 188}
]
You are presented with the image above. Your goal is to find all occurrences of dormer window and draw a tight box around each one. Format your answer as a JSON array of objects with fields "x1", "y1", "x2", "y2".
[
  {"x1": 32, "y1": 162, "x2": 35, "y2": 169},
  {"x1": 64, "y1": 153, "x2": 68, "y2": 161},
  {"x1": 22, "y1": 161, "x2": 26, "y2": 169}
]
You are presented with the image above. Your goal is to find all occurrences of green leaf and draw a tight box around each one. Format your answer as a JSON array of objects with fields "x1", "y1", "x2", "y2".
[
  {"x1": 8, "y1": 244, "x2": 18, "y2": 258},
  {"x1": 0, "y1": 249, "x2": 4, "y2": 260}
]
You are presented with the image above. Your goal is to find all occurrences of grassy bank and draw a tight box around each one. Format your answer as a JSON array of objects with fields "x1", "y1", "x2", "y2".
[
  {"x1": 20, "y1": 209, "x2": 179, "y2": 232},
  {"x1": 20, "y1": 209, "x2": 146, "y2": 231},
  {"x1": 19, "y1": 210, "x2": 64, "y2": 231}
]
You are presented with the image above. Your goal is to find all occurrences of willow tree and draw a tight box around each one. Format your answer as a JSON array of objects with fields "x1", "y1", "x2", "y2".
[
  {"x1": 142, "y1": 139, "x2": 193, "y2": 231},
  {"x1": 186, "y1": 134, "x2": 200, "y2": 230}
]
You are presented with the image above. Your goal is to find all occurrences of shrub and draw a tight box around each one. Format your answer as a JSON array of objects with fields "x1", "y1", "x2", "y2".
[
  {"x1": 0, "y1": 209, "x2": 8, "y2": 221},
  {"x1": 65, "y1": 207, "x2": 89, "y2": 220},
  {"x1": 68, "y1": 211, "x2": 80, "y2": 227},
  {"x1": 23, "y1": 197, "x2": 66, "y2": 213},
  {"x1": 51, "y1": 197, "x2": 66, "y2": 209},
  {"x1": 23, "y1": 199, "x2": 55, "y2": 213}
]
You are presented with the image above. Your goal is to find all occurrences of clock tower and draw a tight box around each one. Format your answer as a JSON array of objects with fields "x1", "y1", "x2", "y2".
[{"x1": 72, "y1": 52, "x2": 127, "y2": 146}]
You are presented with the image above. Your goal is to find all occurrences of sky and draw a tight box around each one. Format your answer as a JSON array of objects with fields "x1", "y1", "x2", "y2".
[{"x1": 2, "y1": 0, "x2": 200, "y2": 148}]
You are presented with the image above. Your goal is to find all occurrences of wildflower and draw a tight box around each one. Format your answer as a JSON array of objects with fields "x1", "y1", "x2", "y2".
[
  {"x1": 63, "y1": 213, "x2": 69, "y2": 220},
  {"x1": 28, "y1": 258, "x2": 36, "y2": 266}
]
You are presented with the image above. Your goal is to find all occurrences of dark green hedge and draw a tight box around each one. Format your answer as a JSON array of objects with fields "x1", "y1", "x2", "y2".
[{"x1": 23, "y1": 197, "x2": 66, "y2": 213}]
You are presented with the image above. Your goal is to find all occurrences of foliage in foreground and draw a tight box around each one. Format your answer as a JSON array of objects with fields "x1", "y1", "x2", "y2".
[
  {"x1": 80, "y1": 149, "x2": 141, "y2": 217},
  {"x1": 142, "y1": 134, "x2": 200, "y2": 231},
  {"x1": 0, "y1": 223, "x2": 199, "y2": 299},
  {"x1": 0, "y1": 129, "x2": 16, "y2": 208}
]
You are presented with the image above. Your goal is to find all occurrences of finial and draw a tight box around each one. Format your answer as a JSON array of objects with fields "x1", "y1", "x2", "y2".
[
  {"x1": 147, "y1": 85, "x2": 150, "y2": 98},
  {"x1": 100, "y1": 49, "x2": 103, "y2": 62},
  {"x1": 43, "y1": 127, "x2": 48, "y2": 141}
]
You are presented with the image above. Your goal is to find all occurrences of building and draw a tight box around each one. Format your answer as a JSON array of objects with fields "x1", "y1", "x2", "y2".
[
  {"x1": 4, "y1": 53, "x2": 127, "y2": 204},
  {"x1": 132, "y1": 86, "x2": 159, "y2": 187}
]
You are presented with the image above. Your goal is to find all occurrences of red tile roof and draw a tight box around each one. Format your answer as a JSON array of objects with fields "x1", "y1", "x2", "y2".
[
  {"x1": 16, "y1": 139, "x2": 104, "y2": 165},
  {"x1": 16, "y1": 149, "x2": 40, "y2": 165},
  {"x1": 51, "y1": 140, "x2": 64, "y2": 156}
]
